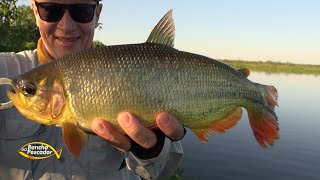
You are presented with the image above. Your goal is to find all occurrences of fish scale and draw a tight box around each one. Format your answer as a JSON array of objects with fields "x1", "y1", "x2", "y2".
[{"x1": 50, "y1": 43, "x2": 257, "y2": 130}]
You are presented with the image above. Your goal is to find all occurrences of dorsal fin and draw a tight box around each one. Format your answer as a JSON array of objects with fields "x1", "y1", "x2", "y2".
[
  {"x1": 238, "y1": 68, "x2": 250, "y2": 78},
  {"x1": 146, "y1": 10, "x2": 175, "y2": 47}
]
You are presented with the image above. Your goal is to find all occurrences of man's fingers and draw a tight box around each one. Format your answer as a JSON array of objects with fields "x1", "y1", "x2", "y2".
[
  {"x1": 118, "y1": 112, "x2": 157, "y2": 149},
  {"x1": 92, "y1": 118, "x2": 131, "y2": 152},
  {"x1": 92, "y1": 112, "x2": 183, "y2": 153},
  {"x1": 156, "y1": 112, "x2": 185, "y2": 141}
]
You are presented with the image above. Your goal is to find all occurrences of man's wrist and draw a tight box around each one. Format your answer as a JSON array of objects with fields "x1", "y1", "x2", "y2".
[{"x1": 129, "y1": 128, "x2": 166, "y2": 159}]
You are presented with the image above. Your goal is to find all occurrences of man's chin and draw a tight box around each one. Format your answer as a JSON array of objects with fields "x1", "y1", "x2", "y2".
[{"x1": 55, "y1": 48, "x2": 82, "y2": 58}]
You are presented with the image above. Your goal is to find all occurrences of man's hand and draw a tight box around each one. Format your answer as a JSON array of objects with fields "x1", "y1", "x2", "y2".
[{"x1": 91, "y1": 112, "x2": 185, "y2": 152}]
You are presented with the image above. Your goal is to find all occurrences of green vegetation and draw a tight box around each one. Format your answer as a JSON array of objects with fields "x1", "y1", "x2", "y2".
[
  {"x1": 168, "y1": 167, "x2": 203, "y2": 180},
  {"x1": 168, "y1": 167, "x2": 184, "y2": 180},
  {"x1": 92, "y1": 40, "x2": 105, "y2": 48},
  {"x1": 0, "y1": 0, "x2": 40, "y2": 52},
  {"x1": 221, "y1": 60, "x2": 320, "y2": 75}
]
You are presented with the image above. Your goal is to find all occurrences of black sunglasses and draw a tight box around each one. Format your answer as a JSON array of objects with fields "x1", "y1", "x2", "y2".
[{"x1": 35, "y1": 1, "x2": 98, "y2": 23}]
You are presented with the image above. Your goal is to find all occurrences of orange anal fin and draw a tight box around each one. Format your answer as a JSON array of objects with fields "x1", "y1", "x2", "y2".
[
  {"x1": 192, "y1": 108, "x2": 242, "y2": 142},
  {"x1": 248, "y1": 109, "x2": 279, "y2": 147},
  {"x1": 192, "y1": 129, "x2": 212, "y2": 143},
  {"x1": 62, "y1": 121, "x2": 88, "y2": 157}
]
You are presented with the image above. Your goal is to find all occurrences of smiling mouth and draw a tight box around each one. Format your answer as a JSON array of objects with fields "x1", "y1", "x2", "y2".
[{"x1": 55, "y1": 36, "x2": 80, "y2": 42}]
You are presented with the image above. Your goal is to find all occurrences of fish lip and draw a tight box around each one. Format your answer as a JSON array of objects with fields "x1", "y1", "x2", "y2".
[
  {"x1": 7, "y1": 87, "x2": 18, "y2": 103},
  {"x1": 9, "y1": 88, "x2": 16, "y2": 94},
  {"x1": 8, "y1": 81, "x2": 18, "y2": 94},
  {"x1": 6, "y1": 86, "x2": 32, "y2": 120},
  {"x1": 6, "y1": 81, "x2": 21, "y2": 106}
]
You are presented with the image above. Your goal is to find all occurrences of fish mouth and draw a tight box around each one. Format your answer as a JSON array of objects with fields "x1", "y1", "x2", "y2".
[
  {"x1": 9, "y1": 88, "x2": 16, "y2": 94},
  {"x1": 0, "y1": 78, "x2": 15, "y2": 110},
  {"x1": 6, "y1": 81, "x2": 26, "y2": 110},
  {"x1": 7, "y1": 87, "x2": 20, "y2": 107},
  {"x1": 6, "y1": 87, "x2": 36, "y2": 121},
  {"x1": 7, "y1": 80, "x2": 18, "y2": 96}
]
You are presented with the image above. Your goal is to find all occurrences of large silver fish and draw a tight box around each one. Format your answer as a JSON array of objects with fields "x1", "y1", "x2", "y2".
[{"x1": 5, "y1": 10, "x2": 279, "y2": 157}]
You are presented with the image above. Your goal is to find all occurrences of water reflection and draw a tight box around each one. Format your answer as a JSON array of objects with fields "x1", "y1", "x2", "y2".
[{"x1": 178, "y1": 72, "x2": 320, "y2": 180}]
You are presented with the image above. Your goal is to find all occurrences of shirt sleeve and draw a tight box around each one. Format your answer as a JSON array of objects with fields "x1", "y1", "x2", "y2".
[
  {"x1": 124, "y1": 139, "x2": 184, "y2": 179},
  {"x1": 0, "y1": 50, "x2": 39, "y2": 107},
  {"x1": 0, "y1": 51, "x2": 42, "y2": 135},
  {"x1": 0, "y1": 50, "x2": 38, "y2": 78},
  {"x1": 0, "y1": 50, "x2": 43, "y2": 180}
]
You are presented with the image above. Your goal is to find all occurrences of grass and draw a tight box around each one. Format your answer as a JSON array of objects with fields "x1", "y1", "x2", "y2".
[
  {"x1": 168, "y1": 167, "x2": 202, "y2": 180},
  {"x1": 219, "y1": 60, "x2": 320, "y2": 75}
]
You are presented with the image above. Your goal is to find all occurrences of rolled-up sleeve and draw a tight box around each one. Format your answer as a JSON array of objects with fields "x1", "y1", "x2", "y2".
[
  {"x1": 0, "y1": 51, "x2": 39, "y2": 106},
  {"x1": 125, "y1": 139, "x2": 183, "y2": 180},
  {"x1": 0, "y1": 51, "x2": 38, "y2": 78}
]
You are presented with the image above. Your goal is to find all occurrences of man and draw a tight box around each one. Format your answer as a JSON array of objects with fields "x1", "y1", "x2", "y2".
[{"x1": 0, "y1": 0, "x2": 184, "y2": 179}]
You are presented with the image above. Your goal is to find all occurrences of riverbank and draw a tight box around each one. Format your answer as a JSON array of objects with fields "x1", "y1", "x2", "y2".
[{"x1": 220, "y1": 60, "x2": 320, "y2": 75}]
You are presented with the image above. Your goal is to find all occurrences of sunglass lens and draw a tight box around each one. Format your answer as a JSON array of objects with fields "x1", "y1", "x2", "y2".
[
  {"x1": 70, "y1": 5, "x2": 95, "y2": 23},
  {"x1": 38, "y1": 4, "x2": 64, "y2": 22}
]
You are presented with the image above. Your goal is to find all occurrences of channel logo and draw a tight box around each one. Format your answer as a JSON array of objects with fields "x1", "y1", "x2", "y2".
[{"x1": 19, "y1": 142, "x2": 62, "y2": 160}]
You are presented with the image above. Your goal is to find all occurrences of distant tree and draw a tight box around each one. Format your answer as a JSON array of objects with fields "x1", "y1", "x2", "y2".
[
  {"x1": 93, "y1": 40, "x2": 105, "y2": 48},
  {"x1": 0, "y1": 0, "x2": 18, "y2": 24},
  {"x1": 0, "y1": 1, "x2": 40, "y2": 52}
]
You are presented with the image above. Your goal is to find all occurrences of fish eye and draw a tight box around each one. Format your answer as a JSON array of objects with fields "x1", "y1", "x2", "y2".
[{"x1": 22, "y1": 83, "x2": 37, "y2": 97}]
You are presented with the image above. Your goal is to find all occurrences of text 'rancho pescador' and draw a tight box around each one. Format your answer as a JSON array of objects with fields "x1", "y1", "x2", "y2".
[{"x1": 19, "y1": 142, "x2": 62, "y2": 160}]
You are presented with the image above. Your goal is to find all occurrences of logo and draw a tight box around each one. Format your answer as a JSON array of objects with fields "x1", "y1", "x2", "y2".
[{"x1": 19, "y1": 142, "x2": 63, "y2": 160}]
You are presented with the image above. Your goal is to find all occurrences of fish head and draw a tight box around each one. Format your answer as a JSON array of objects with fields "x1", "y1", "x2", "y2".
[{"x1": 7, "y1": 66, "x2": 65, "y2": 125}]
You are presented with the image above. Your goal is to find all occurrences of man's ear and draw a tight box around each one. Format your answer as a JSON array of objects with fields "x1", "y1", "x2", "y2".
[{"x1": 30, "y1": 0, "x2": 40, "y2": 27}]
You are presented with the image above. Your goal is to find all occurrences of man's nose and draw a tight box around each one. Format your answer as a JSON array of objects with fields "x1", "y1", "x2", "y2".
[{"x1": 57, "y1": 10, "x2": 77, "y2": 32}]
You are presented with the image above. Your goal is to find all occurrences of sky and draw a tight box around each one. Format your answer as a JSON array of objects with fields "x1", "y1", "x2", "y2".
[{"x1": 18, "y1": 0, "x2": 320, "y2": 65}]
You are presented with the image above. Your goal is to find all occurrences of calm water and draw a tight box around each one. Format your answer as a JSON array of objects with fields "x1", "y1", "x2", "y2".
[{"x1": 179, "y1": 72, "x2": 320, "y2": 180}]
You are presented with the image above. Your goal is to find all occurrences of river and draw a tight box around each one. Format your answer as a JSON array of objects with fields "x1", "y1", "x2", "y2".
[{"x1": 180, "y1": 72, "x2": 320, "y2": 180}]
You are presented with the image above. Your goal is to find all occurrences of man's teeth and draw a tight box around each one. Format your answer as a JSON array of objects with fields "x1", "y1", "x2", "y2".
[{"x1": 57, "y1": 37, "x2": 79, "y2": 41}]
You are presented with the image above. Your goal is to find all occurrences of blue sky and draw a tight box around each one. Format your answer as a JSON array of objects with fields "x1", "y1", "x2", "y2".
[{"x1": 19, "y1": 0, "x2": 320, "y2": 65}]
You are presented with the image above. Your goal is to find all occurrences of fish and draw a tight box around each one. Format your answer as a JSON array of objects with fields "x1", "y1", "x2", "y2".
[{"x1": 6, "y1": 10, "x2": 279, "y2": 157}]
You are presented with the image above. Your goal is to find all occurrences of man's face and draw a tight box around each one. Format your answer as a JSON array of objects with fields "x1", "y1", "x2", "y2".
[{"x1": 31, "y1": 0, "x2": 102, "y2": 58}]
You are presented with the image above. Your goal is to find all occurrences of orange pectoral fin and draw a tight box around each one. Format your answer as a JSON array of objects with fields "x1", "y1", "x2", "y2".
[
  {"x1": 192, "y1": 107, "x2": 242, "y2": 142},
  {"x1": 62, "y1": 122, "x2": 88, "y2": 157}
]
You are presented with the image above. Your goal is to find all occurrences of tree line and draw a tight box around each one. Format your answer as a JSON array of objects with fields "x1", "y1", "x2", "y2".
[{"x1": 0, "y1": 0, "x2": 39, "y2": 52}]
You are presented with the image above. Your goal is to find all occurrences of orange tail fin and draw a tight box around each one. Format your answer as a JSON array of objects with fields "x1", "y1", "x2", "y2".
[
  {"x1": 248, "y1": 85, "x2": 279, "y2": 147},
  {"x1": 264, "y1": 85, "x2": 278, "y2": 110}
]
